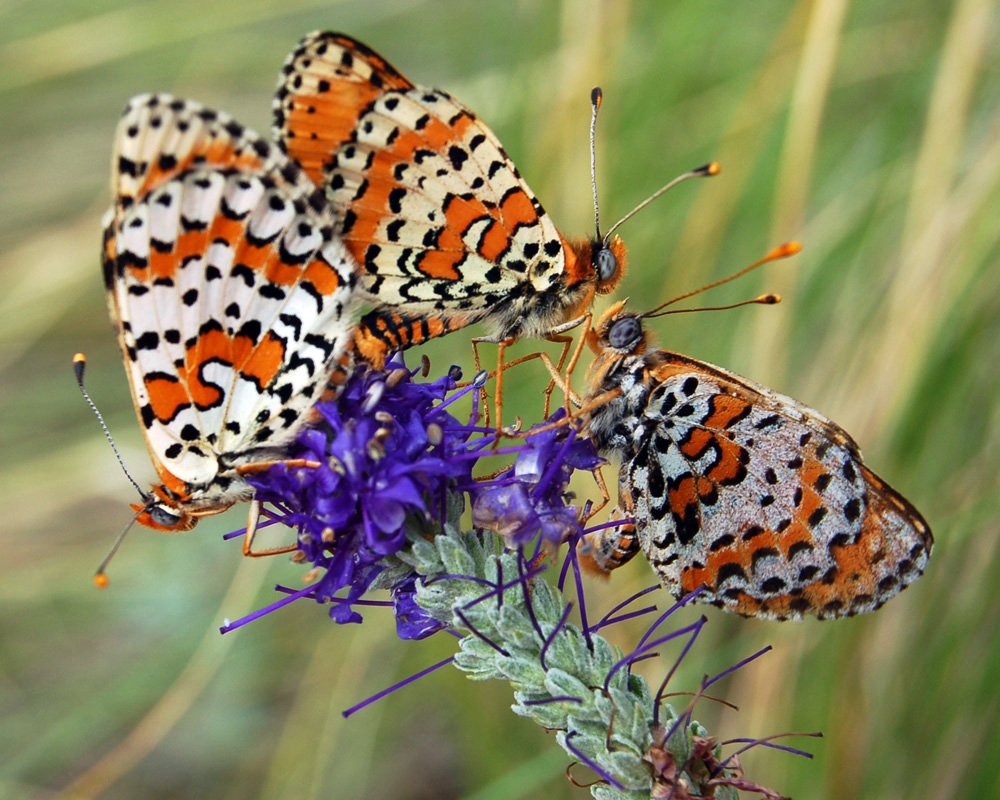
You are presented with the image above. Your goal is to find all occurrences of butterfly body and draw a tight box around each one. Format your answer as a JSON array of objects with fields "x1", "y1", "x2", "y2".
[
  {"x1": 582, "y1": 304, "x2": 933, "y2": 620},
  {"x1": 103, "y1": 93, "x2": 358, "y2": 531},
  {"x1": 274, "y1": 32, "x2": 625, "y2": 366}
]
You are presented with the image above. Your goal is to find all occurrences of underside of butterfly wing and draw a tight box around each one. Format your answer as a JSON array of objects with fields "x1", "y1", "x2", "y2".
[
  {"x1": 589, "y1": 349, "x2": 932, "y2": 620},
  {"x1": 105, "y1": 94, "x2": 358, "y2": 517},
  {"x1": 274, "y1": 32, "x2": 606, "y2": 365}
]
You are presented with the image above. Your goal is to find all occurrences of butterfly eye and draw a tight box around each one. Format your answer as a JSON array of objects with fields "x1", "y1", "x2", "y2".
[
  {"x1": 149, "y1": 504, "x2": 184, "y2": 528},
  {"x1": 608, "y1": 316, "x2": 642, "y2": 350},
  {"x1": 595, "y1": 248, "x2": 618, "y2": 283}
]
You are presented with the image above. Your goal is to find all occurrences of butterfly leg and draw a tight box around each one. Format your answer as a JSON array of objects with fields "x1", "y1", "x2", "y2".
[
  {"x1": 235, "y1": 459, "x2": 321, "y2": 557},
  {"x1": 538, "y1": 334, "x2": 573, "y2": 418},
  {"x1": 578, "y1": 480, "x2": 640, "y2": 577},
  {"x1": 236, "y1": 458, "x2": 321, "y2": 475},
  {"x1": 523, "y1": 385, "x2": 622, "y2": 437},
  {"x1": 581, "y1": 465, "x2": 611, "y2": 524},
  {"x1": 472, "y1": 335, "x2": 530, "y2": 441},
  {"x1": 241, "y1": 500, "x2": 300, "y2": 557},
  {"x1": 543, "y1": 313, "x2": 592, "y2": 417},
  {"x1": 470, "y1": 336, "x2": 504, "y2": 429}
]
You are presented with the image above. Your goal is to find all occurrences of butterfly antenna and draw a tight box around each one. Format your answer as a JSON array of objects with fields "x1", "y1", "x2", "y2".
[
  {"x1": 73, "y1": 353, "x2": 147, "y2": 499},
  {"x1": 647, "y1": 293, "x2": 781, "y2": 318},
  {"x1": 590, "y1": 87, "x2": 604, "y2": 241},
  {"x1": 94, "y1": 507, "x2": 147, "y2": 588},
  {"x1": 641, "y1": 242, "x2": 802, "y2": 318},
  {"x1": 602, "y1": 162, "x2": 721, "y2": 246}
]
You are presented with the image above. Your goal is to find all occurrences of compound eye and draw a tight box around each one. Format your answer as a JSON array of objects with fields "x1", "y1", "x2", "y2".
[
  {"x1": 607, "y1": 316, "x2": 642, "y2": 350},
  {"x1": 149, "y1": 504, "x2": 184, "y2": 528},
  {"x1": 595, "y1": 247, "x2": 618, "y2": 283}
]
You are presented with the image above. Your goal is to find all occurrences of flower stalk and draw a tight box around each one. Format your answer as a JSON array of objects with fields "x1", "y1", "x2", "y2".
[{"x1": 379, "y1": 500, "x2": 794, "y2": 799}]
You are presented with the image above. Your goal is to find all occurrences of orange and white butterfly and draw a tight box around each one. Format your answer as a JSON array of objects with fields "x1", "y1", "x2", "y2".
[
  {"x1": 272, "y1": 31, "x2": 637, "y2": 368},
  {"x1": 101, "y1": 93, "x2": 358, "y2": 536},
  {"x1": 579, "y1": 301, "x2": 933, "y2": 620}
]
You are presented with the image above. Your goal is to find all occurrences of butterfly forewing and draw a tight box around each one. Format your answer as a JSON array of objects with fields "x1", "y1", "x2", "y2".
[
  {"x1": 104, "y1": 93, "x2": 358, "y2": 517},
  {"x1": 274, "y1": 31, "x2": 414, "y2": 185}
]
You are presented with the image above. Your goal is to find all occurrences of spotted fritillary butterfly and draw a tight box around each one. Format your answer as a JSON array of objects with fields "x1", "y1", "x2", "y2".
[{"x1": 580, "y1": 302, "x2": 932, "y2": 620}]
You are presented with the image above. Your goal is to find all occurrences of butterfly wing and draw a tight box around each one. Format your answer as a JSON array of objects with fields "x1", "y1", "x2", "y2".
[
  {"x1": 105, "y1": 94, "x2": 358, "y2": 509},
  {"x1": 274, "y1": 32, "x2": 594, "y2": 364},
  {"x1": 617, "y1": 352, "x2": 932, "y2": 620}
]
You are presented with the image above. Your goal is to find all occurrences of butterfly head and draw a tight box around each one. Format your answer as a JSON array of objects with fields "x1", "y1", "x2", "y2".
[
  {"x1": 591, "y1": 234, "x2": 628, "y2": 294},
  {"x1": 130, "y1": 485, "x2": 199, "y2": 533},
  {"x1": 588, "y1": 300, "x2": 649, "y2": 356}
]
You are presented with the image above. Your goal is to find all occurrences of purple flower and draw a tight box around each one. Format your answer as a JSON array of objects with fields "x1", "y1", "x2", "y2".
[
  {"x1": 471, "y1": 410, "x2": 603, "y2": 547},
  {"x1": 392, "y1": 577, "x2": 447, "y2": 640},
  {"x1": 245, "y1": 359, "x2": 476, "y2": 623},
  {"x1": 240, "y1": 365, "x2": 602, "y2": 637}
]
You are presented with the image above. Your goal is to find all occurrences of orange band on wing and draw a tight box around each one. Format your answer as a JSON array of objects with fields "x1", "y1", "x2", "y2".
[
  {"x1": 175, "y1": 229, "x2": 211, "y2": 264},
  {"x1": 499, "y1": 187, "x2": 538, "y2": 229},
  {"x1": 145, "y1": 375, "x2": 192, "y2": 423},
  {"x1": 239, "y1": 331, "x2": 285, "y2": 389},
  {"x1": 416, "y1": 249, "x2": 464, "y2": 280},
  {"x1": 136, "y1": 142, "x2": 260, "y2": 202},
  {"x1": 477, "y1": 219, "x2": 508, "y2": 262},
  {"x1": 704, "y1": 395, "x2": 752, "y2": 428},
  {"x1": 303, "y1": 255, "x2": 344, "y2": 295},
  {"x1": 705, "y1": 437, "x2": 746, "y2": 484}
]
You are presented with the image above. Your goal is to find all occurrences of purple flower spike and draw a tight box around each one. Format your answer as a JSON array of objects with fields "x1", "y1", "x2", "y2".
[{"x1": 239, "y1": 366, "x2": 603, "y2": 642}]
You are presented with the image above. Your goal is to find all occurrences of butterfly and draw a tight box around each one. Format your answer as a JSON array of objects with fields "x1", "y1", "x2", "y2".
[
  {"x1": 272, "y1": 31, "x2": 633, "y2": 369},
  {"x1": 577, "y1": 300, "x2": 933, "y2": 620},
  {"x1": 101, "y1": 93, "x2": 358, "y2": 539}
]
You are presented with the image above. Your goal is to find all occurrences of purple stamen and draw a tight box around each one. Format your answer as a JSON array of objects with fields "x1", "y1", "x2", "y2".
[
  {"x1": 597, "y1": 605, "x2": 659, "y2": 628},
  {"x1": 461, "y1": 563, "x2": 546, "y2": 611},
  {"x1": 703, "y1": 646, "x2": 772, "y2": 691},
  {"x1": 516, "y1": 556, "x2": 545, "y2": 638},
  {"x1": 635, "y1": 586, "x2": 707, "y2": 653},
  {"x1": 592, "y1": 584, "x2": 661, "y2": 631},
  {"x1": 565, "y1": 539, "x2": 593, "y2": 649},
  {"x1": 540, "y1": 602, "x2": 574, "y2": 671},
  {"x1": 653, "y1": 617, "x2": 708, "y2": 727},
  {"x1": 449, "y1": 445, "x2": 526, "y2": 460},
  {"x1": 454, "y1": 608, "x2": 509, "y2": 656},
  {"x1": 562, "y1": 732, "x2": 625, "y2": 790},
  {"x1": 434, "y1": 375, "x2": 484, "y2": 411},
  {"x1": 605, "y1": 618, "x2": 706, "y2": 692},
  {"x1": 219, "y1": 583, "x2": 316, "y2": 633},
  {"x1": 718, "y1": 734, "x2": 821, "y2": 765},
  {"x1": 530, "y1": 426, "x2": 577, "y2": 500},
  {"x1": 222, "y1": 514, "x2": 287, "y2": 541},
  {"x1": 273, "y1": 585, "x2": 394, "y2": 607},
  {"x1": 582, "y1": 516, "x2": 637, "y2": 535},
  {"x1": 341, "y1": 656, "x2": 455, "y2": 718},
  {"x1": 523, "y1": 695, "x2": 584, "y2": 706},
  {"x1": 557, "y1": 532, "x2": 578, "y2": 591}
]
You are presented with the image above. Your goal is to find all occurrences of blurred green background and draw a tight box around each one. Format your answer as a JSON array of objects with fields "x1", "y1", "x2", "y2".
[{"x1": 2, "y1": 1, "x2": 998, "y2": 798}]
